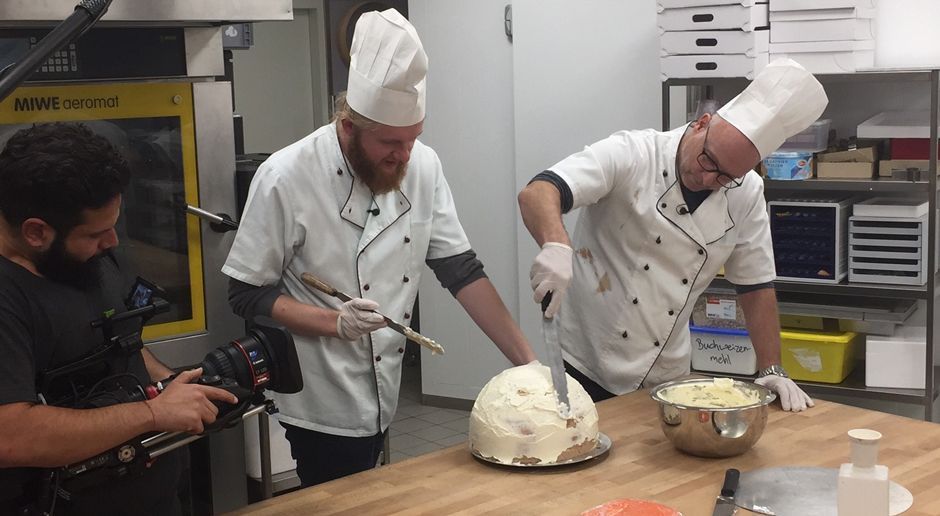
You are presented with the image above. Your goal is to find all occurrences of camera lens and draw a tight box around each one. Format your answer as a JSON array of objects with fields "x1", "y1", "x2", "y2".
[
  {"x1": 197, "y1": 317, "x2": 303, "y2": 395},
  {"x1": 201, "y1": 332, "x2": 272, "y2": 391}
]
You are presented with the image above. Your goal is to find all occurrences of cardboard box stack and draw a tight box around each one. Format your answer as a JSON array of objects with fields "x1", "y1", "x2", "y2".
[
  {"x1": 658, "y1": 0, "x2": 769, "y2": 80},
  {"x1": 769, "y1": 0, "x2": 877, "y2": 74}
]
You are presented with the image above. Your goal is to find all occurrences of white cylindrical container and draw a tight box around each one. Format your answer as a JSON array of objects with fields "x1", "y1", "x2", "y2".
[{"x1": 837, "y1": 428, "x2": 889, "y2": 516}]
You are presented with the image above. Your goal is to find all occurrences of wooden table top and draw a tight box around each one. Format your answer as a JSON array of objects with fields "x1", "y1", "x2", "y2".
[{"x1": 231, "y1": 391, "x2": 940, "y2": 516}]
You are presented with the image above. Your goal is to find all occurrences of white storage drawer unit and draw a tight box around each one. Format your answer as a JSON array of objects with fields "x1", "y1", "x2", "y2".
[
  {"x1": 771, "y1": 16, "x2": 875, "y2": 43},
  {"x1": 661, "y1": 29, "x2": 768, "y2": 56},
  {"x1": 661, "y1": 53, "x2": 768, "y2": 80},
  {"x1": 770, "y1": 40, "x2": 875, "y2": 74},
  {"x1": 658, "y1": 0, "x2": 763, "y2": 10},
  {"x1": 658, "y1": 3, "x2": 768, "y2": 32},
  {"x1": 848, "y1": 215, "x2": 928, "y2": 286},
  {"x1": 771, "y1": 0, "x2": 875, "y2": 11}
]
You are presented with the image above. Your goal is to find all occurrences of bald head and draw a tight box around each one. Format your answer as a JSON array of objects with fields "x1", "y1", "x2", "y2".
[{"x1": 676, "y1": 113, "x2": 761, "y2": 192}]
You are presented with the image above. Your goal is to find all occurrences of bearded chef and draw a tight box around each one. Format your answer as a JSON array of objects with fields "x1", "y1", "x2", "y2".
[
  {"x1": 518, "y1": 59, "x2": 827, "y2": 412},
  {"x1": 223, "y1": 8, "x2": 535, "y2": 486}
]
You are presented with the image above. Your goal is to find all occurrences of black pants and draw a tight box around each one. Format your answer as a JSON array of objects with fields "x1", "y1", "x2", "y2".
[
  {"x1": 281, "y1": 422, "x2": 386, "y2": 487},
  {"x1": 564, "y1": 361, "x2": 617, "y2": 403}
]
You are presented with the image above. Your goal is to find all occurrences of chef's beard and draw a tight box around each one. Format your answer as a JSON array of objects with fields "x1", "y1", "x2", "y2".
[
  {"x1": 35, "y1": 236, "x2": 102, "y2": 291},
  {"x1": 346, "y1": 128, "x2": 408, "y2": 194}
]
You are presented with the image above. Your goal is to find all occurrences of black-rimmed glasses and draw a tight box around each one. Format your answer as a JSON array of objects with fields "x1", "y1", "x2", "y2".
[{"x1": 697, "y1": 122, "x2": 744, "y2": 189}]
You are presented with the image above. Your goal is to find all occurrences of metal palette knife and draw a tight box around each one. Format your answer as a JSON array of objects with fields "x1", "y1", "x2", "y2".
[
  {"x1": 300, "y1": 272, "x2": 445, "y2": 355},
  {"x1": 541, "y1": 292, "x2": 570, "y2": 418}
]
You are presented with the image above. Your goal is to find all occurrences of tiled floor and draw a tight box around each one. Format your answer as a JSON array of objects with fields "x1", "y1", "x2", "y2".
[{"x1": 387, "y1": 361, "x2": 469, "y2": 463}]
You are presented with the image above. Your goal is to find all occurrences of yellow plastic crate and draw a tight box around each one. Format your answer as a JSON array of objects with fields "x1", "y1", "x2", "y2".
[{"x1": 780, "y1": 329, "x2": 860, "y2": 384}]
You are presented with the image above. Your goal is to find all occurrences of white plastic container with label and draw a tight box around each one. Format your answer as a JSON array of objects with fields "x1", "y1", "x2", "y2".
[{"x1": 690, "y1": 325, "x2": 758, "y2": 375}]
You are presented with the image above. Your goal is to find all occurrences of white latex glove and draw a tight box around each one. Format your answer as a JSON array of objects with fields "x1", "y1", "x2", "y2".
[
  {"x1": 529, "y1": 242, "x2": 574, "y2": 318},
  {"x1": 755, "y1": 374, "x2": 815, "y2": 412},
  {"x1": 336, "y1": 298, "x2": 387, "y2": 340}
]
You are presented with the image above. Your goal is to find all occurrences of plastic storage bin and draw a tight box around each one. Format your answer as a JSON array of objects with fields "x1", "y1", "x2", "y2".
[
  {"x1": 690, "y1": 325, "x2": 758, "y2": 375},
  {"x1": 778, "y1": 118, "x2": 831, "y2": 152},
  {"x1": 780, "y1": 329, "x2": 860, "y2": 383},
  {"x1": 764, "y1": 151, "x2": 814, "y2": 180}
]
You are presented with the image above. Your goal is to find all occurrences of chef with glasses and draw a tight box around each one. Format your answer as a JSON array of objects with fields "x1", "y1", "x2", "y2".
[{"x1": 518, "y1": 59, "x2": 827, "y2": 412}]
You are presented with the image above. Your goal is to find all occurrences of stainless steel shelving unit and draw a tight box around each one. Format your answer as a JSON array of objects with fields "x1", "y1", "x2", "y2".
[{"x1": 663, "y1": 69, "x2": 940, "y2": 420}]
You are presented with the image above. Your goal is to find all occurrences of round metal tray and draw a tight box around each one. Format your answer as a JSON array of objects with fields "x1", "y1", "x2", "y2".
[{"x1": 471, "y1": 432, "x2": 611, "y2": 468}]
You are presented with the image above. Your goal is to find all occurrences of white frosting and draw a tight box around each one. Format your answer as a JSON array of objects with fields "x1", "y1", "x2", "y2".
[
  {"x1": 659, "y1": 378, "x2": 760, "y2": 408},
  {"x1": 469, "y1": 363, "x2": 599, "y2": 465}
]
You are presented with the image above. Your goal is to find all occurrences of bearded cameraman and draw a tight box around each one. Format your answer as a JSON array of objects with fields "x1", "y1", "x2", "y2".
[{"x1": 0, "y1": 123, "x2": 238, "y2": 516}]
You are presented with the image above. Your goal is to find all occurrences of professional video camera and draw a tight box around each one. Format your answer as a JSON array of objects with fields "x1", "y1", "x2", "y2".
[{"x1": 34, "y1": 277, "x2": 303, "y2": 496}]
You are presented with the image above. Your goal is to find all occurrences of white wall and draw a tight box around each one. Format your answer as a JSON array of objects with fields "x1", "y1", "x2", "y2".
[
  {"x1": 512, "y1": 0, "x2": 662, "y2": 357},
  {"x1": 232, "y1": 3, "x2": 329, "y2": 154},
  {"x1": 409, "y1": 0, "x2": 522, "y2": 400},
  {"x1": 412, "y1": 0, "x2": 662, "y2": 401}
]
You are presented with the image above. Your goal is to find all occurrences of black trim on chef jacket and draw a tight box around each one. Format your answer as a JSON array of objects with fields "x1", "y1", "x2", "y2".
[{"x1": 529, "y1": 171, "x2": 574, "y2": 214}]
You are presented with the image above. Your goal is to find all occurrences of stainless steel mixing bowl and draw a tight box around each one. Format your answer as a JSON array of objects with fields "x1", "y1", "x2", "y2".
[{"x1": 649, "y1": 377, "x2": 776, "y2": 458}]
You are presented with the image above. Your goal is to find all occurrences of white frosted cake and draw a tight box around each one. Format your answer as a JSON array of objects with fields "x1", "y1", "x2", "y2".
[{"x1": 469, "y1": 363, "x2": 599, "y2": 465}]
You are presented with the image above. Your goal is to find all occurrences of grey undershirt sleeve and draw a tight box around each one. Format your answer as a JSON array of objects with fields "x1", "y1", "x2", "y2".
[
  {"x1": 733, "y1": 281, "x2": 775, "y2": 295},
  {"x1": 228, "y1": 277, "x2": 281, "y2": 319},
  {"x1": 426, "y1": 249, "x2": 488, "y2": 297}
]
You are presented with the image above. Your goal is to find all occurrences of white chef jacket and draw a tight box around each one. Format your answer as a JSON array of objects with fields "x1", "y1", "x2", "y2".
[
  {"x1": 549, "y1": 126, "x2": 775, "y2": 394},
  {"x1": 222, "y1": 123, "x2": 471, "y2": 436}
]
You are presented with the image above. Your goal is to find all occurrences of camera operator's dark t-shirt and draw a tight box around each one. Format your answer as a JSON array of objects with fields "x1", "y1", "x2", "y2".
[{"x1": 0, "y1": 254, "x2": 183, "y2": 516}]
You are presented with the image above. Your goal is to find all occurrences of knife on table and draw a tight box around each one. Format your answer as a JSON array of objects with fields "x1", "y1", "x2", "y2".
[
  {"x1": 713, "y1": 468, "x2": 740, "y2": 516},
  {"x1": 540, "y1": 292, "x2": 571, "y2": 418},
  {"x1": 300, "y1": 272, "x2": 445, "y2": 355}
]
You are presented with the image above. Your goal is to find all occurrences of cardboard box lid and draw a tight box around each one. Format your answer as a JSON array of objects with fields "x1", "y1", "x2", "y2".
[{"x1": 817, "y1": 146, "x2": 877, "y2": 162}]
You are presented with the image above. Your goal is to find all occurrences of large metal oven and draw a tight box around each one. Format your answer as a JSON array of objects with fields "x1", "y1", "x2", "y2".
[{"x1": 0, "y1": 2, "x2": 292, "y2": 513}]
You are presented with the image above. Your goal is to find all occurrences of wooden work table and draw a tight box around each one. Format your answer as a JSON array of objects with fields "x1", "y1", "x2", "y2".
[{"x1": 231, "y1": 390, "x2": 940, "y2": 515}]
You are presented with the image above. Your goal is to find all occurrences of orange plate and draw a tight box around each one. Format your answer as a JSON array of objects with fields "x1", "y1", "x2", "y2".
[{"x1": 581, "y1": 498, "x2": 681, "y2": 516}]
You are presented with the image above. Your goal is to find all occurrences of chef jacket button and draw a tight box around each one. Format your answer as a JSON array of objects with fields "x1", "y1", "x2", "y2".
[
  {"x1": 364, "y1": 284, "x2": 370, "y2": 291},
  {"x1": 403, "y1": 275, "x2": 410, "y2": 283},
  {"x1": 643, "y1": 264, "x2": 649, "y2": 271},
  {"x1": 337, "y1": 168, "x2": 343, "y2": 175},
  {"x1": 660, "y1": 202, "x2": 667, "y2": 209},
  {"x1": 375, "y1": 355, "x2": 382, "y2": 362},
  {"x1": 698, "y1": 249, "x2": 705, "y2": 255},
  {"x1": 656, "y1": 236, "x2": 662, "y2": 244},
  {"x1": 398, "y1": 348, "x2": 404, "y2": 353},
  {"x1": 678, "y1": 207, "x2": 689, "y2": 215},
  {"x1": 654, "y1": 341, "x2": 660, "y2": 347},
  {"x1": 682, "y1": 279, "x2": 688, "y2": 285},
  {"x1": 662, "y1": 170, "x2": 668, "y2": 177},
  {"x1": 404, "y1": 236, "x2": 411, "y2": 243},
  {"x1": 632, "y1": 298, "x2": 638, "y2": 304},
  {"x1": 621, "y1": 331, "x2": 628, "y2": 339},
  {"x1": 668, "y1": 310, "x2": 675, "y2": 316},
  {"x1": 404, "y1": 313, "x2": 411, "y2": 319}
]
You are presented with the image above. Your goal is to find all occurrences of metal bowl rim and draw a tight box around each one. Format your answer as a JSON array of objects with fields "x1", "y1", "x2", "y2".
[{"x1": 649, "y1": 377, "x2": 777, "y2": 411}]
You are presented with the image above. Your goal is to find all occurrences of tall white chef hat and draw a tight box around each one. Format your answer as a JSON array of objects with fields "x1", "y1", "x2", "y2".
[
  {"x1": 346, "y1": 8, "x2": 427, "y2": 127},
  {"x1": 717, "y1": 58, "x2": 829, "y2": 159}
]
